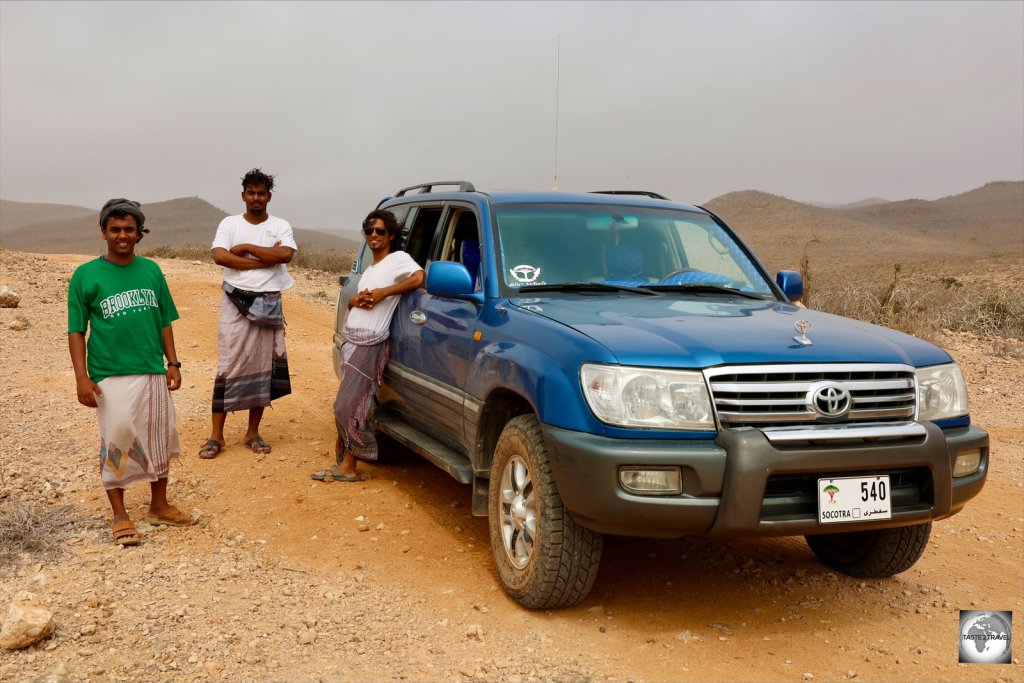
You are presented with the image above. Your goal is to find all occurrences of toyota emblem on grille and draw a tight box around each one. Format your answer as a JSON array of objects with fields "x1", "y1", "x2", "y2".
[{"x1": 810, "y1": 383, "x2": 852, "y2": 418}]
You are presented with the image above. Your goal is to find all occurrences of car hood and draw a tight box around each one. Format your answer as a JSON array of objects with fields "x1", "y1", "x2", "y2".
[{"x1": 508, "y1": 294, "x2": 952, "y2": 368}]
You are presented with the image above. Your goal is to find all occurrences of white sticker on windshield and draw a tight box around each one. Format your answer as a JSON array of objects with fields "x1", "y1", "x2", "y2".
[{"x1": 509, "y1": 264, "x2": 542, "y2": 284}]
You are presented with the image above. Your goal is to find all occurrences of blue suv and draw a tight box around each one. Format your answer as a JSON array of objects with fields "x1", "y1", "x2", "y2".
[{"x1": 334, "y1": 181, "x2": 989, "y2": 609}]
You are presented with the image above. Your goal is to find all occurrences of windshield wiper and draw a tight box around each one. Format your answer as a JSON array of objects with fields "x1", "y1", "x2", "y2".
[
  {"x1": 518, "y1": 282, "x2": 659, "y2": 295},
  {"x1": 646, "y1": 283, "x2": 769, "y2": 300}
]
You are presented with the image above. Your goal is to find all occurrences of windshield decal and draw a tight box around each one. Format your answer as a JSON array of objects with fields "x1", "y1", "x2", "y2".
[{"x1": 509, "y1": 264, "x2": 543, "y2": 285}]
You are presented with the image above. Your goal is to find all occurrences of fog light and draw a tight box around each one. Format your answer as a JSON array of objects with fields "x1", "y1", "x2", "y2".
[
  {"x1": 953, "y1": 449, "x2": 982, "y2": 477},
  {"x1": 619, "y1": 467, "x2": 682, "y2": 495}
]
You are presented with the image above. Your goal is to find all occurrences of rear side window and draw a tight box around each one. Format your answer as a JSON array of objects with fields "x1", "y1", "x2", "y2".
[{"x1": 357, "y1": 205, "x2": 416, "y2": 274}]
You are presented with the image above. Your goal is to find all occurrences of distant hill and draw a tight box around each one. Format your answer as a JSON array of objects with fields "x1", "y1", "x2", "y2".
[
  {"x1": 843, "y1": 181, "x2": 1024, "y2": 245},
  {"x1": 808, "y1": 197, "x2": 890, "y2": 209},
  {"x1": 0, "y1": 200, "x2": 95, "y2": 231},
  {"x1": 842, "y1": 197, "x2": 890, "y2": 209},
  {"x1": 703, "y1": 181, "x2": 1023, "y2": 274},
  {"x1": 0, "y1": 197, "x2": 360, "y2": 256}
]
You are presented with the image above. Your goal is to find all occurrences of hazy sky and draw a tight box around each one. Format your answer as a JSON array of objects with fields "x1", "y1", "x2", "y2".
[{"x1": 2, "y1": 1, "x2": 1022, "y2": 235}]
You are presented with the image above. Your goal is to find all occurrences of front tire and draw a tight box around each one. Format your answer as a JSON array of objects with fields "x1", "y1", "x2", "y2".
[
  {"x1": 488, "y1": 415, "x2": 603, "y2": 609},
  {"x1": 805, "y1": 522, "x2": 932, "y2": 578}
]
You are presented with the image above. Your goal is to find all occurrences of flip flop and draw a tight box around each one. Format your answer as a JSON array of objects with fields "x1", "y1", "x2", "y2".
[
  {"x1": 198, "y1": 439, "x2": 223, "y2": 459},
  {"x1": 311, "y1": 465, "x2": 362, "y2": 482},
  {"x1": 244, "y1": 435, "x2": 272, "y2": 455},
  {"x1": 112, "y1": 519, "x2": 140, "y2": 546},
  {"x1": 146, "y1": 506, "x2": 195, "y2": 527}
]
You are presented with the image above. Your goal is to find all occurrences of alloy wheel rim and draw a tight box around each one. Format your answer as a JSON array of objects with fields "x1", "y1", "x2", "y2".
[{"x1": 498, "y1": 454, "x2": 536, "y2": 569}]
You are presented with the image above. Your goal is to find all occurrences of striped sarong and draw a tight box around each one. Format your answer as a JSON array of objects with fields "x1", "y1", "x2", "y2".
[
  {"x1": 334, "y1": 330, "x2": 389, "y2": 462},
  {"x1": 96, "y1": 374, "x2": 181, "y2": 490},
  {"x1": 212, "y1": 289, "x2": 291, "y2": 413}
]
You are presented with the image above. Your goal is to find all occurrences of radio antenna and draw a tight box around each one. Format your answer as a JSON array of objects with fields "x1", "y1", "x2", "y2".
[{"x1": 553, "y1": 34, "x2": 560, "y2": 191}]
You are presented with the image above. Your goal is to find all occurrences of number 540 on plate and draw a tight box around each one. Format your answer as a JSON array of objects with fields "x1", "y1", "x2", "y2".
[{"x1": 818, "y1": 475, "x2": 892, "y2": 524}]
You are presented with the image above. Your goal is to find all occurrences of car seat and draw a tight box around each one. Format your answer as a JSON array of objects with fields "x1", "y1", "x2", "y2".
[
  {"x1": 601, "y1": 240, "x2": 646, "y2": 286},
  {"x1": 454, "y1": 213, "x2": 481, "y2": 290}
]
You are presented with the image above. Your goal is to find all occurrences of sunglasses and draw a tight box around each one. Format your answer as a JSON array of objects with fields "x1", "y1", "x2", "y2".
[{"x1": 362, "y1": 227, "x2": 388, "y2": 236}]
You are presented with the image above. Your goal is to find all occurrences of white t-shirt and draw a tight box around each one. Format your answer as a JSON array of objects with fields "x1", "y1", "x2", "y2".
[
  {"x1": 211, "y1": 214, "x2": 298, "y2": 291},
  {"x1": 344, "y1": 250, "x2": 423, "y2": 337}
]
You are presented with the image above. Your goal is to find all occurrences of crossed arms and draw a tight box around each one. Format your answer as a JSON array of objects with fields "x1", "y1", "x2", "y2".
[{"x1": 212, "y1": 242, "x2": 295, "y2": 271}]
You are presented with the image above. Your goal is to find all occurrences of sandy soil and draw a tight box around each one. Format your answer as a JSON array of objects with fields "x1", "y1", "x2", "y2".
[{"x1": 0, "y1": 251, "x2": 1021, "y2": 683}]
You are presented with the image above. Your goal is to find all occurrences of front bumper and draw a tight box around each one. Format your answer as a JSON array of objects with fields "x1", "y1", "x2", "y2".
[{"x1": 542, "y1": 422, "x2": 989, "y2": 538}]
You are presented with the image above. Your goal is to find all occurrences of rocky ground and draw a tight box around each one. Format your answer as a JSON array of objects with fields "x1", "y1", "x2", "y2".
[{"x1": 0, "y1": 250, "x2": 1021, "y2": 683}]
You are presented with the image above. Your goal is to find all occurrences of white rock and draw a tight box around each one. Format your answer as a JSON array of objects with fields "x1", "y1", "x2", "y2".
[{"x1": 0, "y1": 591, "x2": 56, "y2": 650}]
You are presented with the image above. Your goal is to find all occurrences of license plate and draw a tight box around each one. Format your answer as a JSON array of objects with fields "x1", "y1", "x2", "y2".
[{"x1": 817, "y1": 475, "x2": 892, "y2": 524}]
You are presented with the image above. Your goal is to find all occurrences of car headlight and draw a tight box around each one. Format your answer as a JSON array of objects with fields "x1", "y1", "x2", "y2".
[
  {"x1": 917, "y1": 363, "x2": 969, "y2": 421},
  {"x1": 580, "y1": 364, "x2": 715, "y2": 430}
]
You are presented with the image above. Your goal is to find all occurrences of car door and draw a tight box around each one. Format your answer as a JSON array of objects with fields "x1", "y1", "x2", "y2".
[{"x1": 384, "y1": 203, "x2": 482, "y2": 453}]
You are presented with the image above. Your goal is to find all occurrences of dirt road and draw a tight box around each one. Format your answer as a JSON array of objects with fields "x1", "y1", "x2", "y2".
[{"x1": 1, "y1": 251, "x2": 1021, "y2": 683}]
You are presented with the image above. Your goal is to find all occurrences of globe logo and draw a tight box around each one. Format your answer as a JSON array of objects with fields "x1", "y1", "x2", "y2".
[{"x1": 959, "y1": 610, "x2": 1012, "y2": 664}]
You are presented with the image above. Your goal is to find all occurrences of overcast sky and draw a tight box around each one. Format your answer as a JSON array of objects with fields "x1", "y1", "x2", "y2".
[{"x1": 2, "y1": 1, "x2": 1022, "y2": 236}]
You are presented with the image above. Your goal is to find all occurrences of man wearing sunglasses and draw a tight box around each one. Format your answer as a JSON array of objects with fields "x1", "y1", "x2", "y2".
[
  {"x1": 199, "y1": 168, "x2": 297, "y2": 460},
  {"x1": 313, "y1": 209, "x2": 423, "y2": 482}
]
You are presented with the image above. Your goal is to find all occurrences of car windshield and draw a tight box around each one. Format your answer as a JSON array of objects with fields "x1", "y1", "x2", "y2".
[{"x1": 494, "y1": 203, "x2": 774, "y2": 296}]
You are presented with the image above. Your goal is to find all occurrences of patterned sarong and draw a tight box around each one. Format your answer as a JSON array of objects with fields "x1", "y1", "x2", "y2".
[
  {"x1": 96, "y1": 374, "x2": 181, "y2": 490},
  {"x1": 334, "y1": 330, "x2": 389, "y2": 462},
  {"x1": 212, "y1": 289, "x2": 291, "y2": 413}
]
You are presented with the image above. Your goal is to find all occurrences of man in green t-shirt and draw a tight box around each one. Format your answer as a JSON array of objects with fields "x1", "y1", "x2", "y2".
[{"x1": 68, "y1": 198, "x2": 195, "y2": 546}]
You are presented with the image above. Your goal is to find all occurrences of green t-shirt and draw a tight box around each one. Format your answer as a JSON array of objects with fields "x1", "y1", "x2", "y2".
[{"x1": 67, "y1": 256, "x2": 180, "y2": 383}]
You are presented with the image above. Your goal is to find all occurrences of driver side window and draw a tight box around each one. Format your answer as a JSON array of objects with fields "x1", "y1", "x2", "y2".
[{"x1": 438, "y1": 209, "x2": 482, "y2": 291}]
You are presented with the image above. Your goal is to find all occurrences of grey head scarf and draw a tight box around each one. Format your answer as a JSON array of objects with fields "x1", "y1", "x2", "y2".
[{"x1": 99, "y1": 198, "x2": 149, "y2": 240}]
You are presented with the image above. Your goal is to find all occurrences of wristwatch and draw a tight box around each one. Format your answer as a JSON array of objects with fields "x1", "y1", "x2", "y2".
[{"x1": 167, "y1": 361, "x2": 182, "y2": 368}]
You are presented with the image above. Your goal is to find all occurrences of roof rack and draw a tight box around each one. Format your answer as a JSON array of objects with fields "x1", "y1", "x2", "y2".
[
  {"x1": 395, "y1": 181, "x2": 476, "y2": 197},
  {"x1": 590, "y1": 190, "x2": 670, "y2": 200}
]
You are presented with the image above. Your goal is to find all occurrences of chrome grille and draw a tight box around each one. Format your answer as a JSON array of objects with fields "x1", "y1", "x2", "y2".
[{"x1": 704, "y1": 364, "x2": 917, "y2": 429}]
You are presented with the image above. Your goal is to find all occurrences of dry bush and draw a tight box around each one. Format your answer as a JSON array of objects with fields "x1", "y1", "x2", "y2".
[
  {"x1": 797, "y1": 234, "x2": 821, "y2": 308},
  {"x1": 291, "y1": 247, "x2": 356, "y2": 273},
  {"x1": 0, "y1": 496, "x2": 77, "y2": 565},
  {"x1": 810, "y1": 264, "x2": 1024, "y2": 344},
  {"x1": 142, "y1": 243, "x2": 213, "y2": 262},
  {"x1": 142, "y1": 244, "x2": 356, "y2": 274}
]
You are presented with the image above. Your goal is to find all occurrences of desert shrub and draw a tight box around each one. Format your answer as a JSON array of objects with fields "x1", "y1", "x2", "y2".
[
  {"x1": 142, "y1": 242, "x2": 213, "y2": 262},
  {"x1": 797, "y1": 234, "x2": 821, "y2": 308},
  {"x1": 810, "y1": 265, "x2": 1024, "y2": 343},
  {"x1": 0, "y1": 496, "x2": 77, "y2": 564},
  {"x1": 142, "y1": 244, "x2": 357, "y2": 273},
  {"x1": 291, "y1": 247, "x2": 356, "y2": 273}
]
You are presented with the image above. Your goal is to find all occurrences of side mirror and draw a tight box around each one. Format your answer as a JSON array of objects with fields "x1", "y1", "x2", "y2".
[
  {"x1": 426, "y1": 261, "x2": 484, "y2": 304},
  {"x1": 775, "y1": 270, "x2": 803, "y2": 302},
  {"x1": 338, "y1": 274, "x2": 349, "y2": 287}
]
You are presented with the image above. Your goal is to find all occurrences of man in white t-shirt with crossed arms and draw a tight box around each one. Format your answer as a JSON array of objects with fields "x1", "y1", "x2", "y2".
[
  {"x1": 199, "y1": 167, "x2": 297, "y2": 460},
  {"x1": 312, "y1": 208, "x2": 423, "y2": 482}
]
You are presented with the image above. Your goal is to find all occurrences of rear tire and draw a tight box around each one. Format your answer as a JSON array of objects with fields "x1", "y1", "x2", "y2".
[
  {"x1": 806, "y1": 522, "x2": 931, "y2": 578},
  {"x1": 488, "y1": 414, "x2": 603, "y2": 609}
]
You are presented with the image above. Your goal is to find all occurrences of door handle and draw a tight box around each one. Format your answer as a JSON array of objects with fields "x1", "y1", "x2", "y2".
[{"x1": 409, "y1": 310, "x2": 427, "y2": 325}]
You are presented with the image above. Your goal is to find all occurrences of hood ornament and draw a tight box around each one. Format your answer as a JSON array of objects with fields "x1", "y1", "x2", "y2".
[{"x1": 793, "y1": 320, "x2": 813, "y2": 346}]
